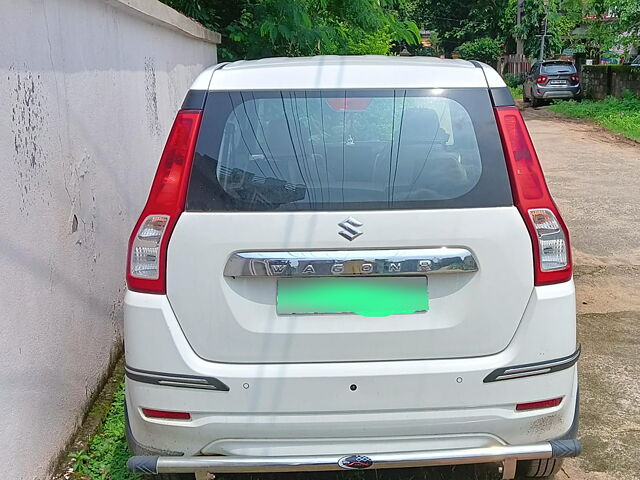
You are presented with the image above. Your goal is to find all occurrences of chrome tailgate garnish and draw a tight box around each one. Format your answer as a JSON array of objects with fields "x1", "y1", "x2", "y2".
[{"x1": 224, "y1": 248, "x2": 478, "y2": 278}]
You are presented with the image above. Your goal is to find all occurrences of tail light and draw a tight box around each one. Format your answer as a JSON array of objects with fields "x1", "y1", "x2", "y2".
[
  {"x1": 127, "y1": 110, "x2": 203, "y2": 293},
  {"x1": 536, "y1": 75, "x2": 548, "y2": 84},
  {"x1": 570, "y1": 74, "x2": 579, "y2": 84},
  {"x1": 494, "y1": 106, "x2": 572, "y2": 286}
]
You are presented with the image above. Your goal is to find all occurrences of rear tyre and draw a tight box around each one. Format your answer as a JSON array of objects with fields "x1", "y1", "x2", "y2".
[
  {"x1": 517, "y1": 458, "x2": 564, "y2": 478},
  {"x1": 531, "y1": 97, "x2": 542, "y2": 108},
  {"x1": 523, "y1": 87, "x2": 529, "y2": 103}
]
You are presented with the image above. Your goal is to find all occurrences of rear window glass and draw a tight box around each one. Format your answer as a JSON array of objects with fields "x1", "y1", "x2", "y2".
[
  {"x1": 541, "y1": 62, "x2": 575, "y2": 74},
  {"x1": 187, "y1": 89, "x2": 512, "y2": 211}
]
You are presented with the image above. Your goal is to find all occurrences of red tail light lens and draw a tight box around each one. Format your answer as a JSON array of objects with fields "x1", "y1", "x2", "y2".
[
  {"x1": 536, "y1": 75, "x2": 549, "y2": 84},
  {"x1": 516, "y1": 397, "x2": 563, "y2": 411},
  {"x1": 142, "y1": 408, "x2": 191, "y2": 420},
  {"x1": 127, "y1": 110, "x2": 202, "y2": 294},
  {"x1": 570, "y1": 74, "x2": 579, "y2": 84},
  {"x1": 494, "y1": 106, "x2": 572, "y2": 286}
]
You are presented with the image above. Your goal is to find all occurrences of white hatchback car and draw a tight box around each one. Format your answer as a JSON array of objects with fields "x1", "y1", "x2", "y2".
[{"x1": 124, "y1": 56, "x2": 580, "y2": 480}]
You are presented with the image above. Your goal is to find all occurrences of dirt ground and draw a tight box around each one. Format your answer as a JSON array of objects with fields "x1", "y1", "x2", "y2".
[{"x1": 523, "y1": 108, "x2": 640, "y2": 480}]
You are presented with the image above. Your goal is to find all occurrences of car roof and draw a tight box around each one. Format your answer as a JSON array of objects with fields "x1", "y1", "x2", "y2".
[
  {"x1": 537, "y1": 60, "x2": 575, "y2": 66},
  {"x1": 191, "y1": 55, "x2": 505, "y2": 91}
]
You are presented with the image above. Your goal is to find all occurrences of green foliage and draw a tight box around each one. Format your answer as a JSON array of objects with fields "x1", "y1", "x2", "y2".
[
  {"x1": 512, "y1": 0, "x2": 584, "y2": 59},
  {"x1": 583, "y1": 0, "x2": 640, "y2": 55},
  {"x1": 161, "y1": 0, "x2": 419, "y2": 60},
  {"x1": 456, "y1": 38, "x2": 502, "y2": 66},
  {"x1": 549, "y1": 92, "x2": 640, "y2": 141},
  {"x1": 405, "y1": 0, "x2": 510, "y2": 55},
  {"x1": 346, "y1": 27, "x2": 395, "y2": 55},
  {"x1": 70, "y1": 383, "x2": 139, "y2": 480},
  {"x1": 508, "y1": 85, "x2": 523, "y2": 99},
  {"x1": 393, "y1": 0, "x2": 638, "y2": 62},
  {"x1": 504, "y1": 72, "x2": 526, "y2": 87},
  {"x1": 617, "y1": 0, "x2": 640, "y2": 47},
  {"x1": 162, "y1": 0, "x2": 220, "y2": 30},
  {"x1": 581, "y1": 1, "x2": 622, "y2": 56}
]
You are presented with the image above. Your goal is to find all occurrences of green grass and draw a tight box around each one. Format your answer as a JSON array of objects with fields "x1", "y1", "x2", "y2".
[
  {"x1": 508, "y1": 85, "x2": 523, "y2": 101},
  {"x1": 548, "y1": 92, "x2": 640, "y2": 142},
  {"x1": 70, "y1": 381, "x2": 140, "y2": 480}
]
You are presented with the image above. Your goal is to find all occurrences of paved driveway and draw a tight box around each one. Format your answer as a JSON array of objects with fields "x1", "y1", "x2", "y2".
[{"x1": 524, "y1": 108, "x2": 640, "y2": 480}]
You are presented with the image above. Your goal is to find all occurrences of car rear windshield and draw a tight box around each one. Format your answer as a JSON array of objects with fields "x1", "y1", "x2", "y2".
[
  {"x1": 542, "y1": 62, "x2": 576, "y2": 74},
  {"x1": 187, "y1": 89, "x2": 512, "y2": 211}
]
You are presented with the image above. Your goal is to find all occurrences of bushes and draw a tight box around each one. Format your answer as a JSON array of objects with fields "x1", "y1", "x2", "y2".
[
  {"x1": 456, "y1": 37, "x2": 502, "y2": 66},
  {"x1": 508, "y1": 85, "x2": 523, "y2": 99},
  {"x1": 504, "y1": 73, "x2": 526, "y2": 100},
  {"x1": 161, "y1": 0, "x2": 420, "y2": 60},
  {"x1": 504, "y1": 72, "x2": 526, "y2": 88}
]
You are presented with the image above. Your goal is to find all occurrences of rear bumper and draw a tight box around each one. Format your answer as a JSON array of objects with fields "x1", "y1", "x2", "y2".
[
  {"x1": 533, "y1": 85, "x2": 581, "y2": 99},
  {"x1": 124, "y1": 279, "x2": 578, "y2": 457},
  {"x1": 127, "y1": 440, "x2": 581, "y2": 478}
]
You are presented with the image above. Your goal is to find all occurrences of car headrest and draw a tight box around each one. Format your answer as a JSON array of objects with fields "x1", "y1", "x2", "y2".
[
  {"x1": 401, "y1": 108, "x2": 448, "y2": 143},
  {"x1": 264, "y1": 117, "x2": 296, "y2": 157}
]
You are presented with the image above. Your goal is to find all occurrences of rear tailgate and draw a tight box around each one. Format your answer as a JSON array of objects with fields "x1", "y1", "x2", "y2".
[
  {"x1": 167, "y1": 208, "x2": 532, "y2": 363},
  {"x1": 166, "y1": 87, "x2": 534, "y2": 364},
  {"x1": 542, "y1": 62, "x2": 576, "y2": 86}
]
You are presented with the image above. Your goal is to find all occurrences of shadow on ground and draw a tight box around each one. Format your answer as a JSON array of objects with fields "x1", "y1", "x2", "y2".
[{"x1": 210, "y1": 465, "x2": 499, "y2": 480}]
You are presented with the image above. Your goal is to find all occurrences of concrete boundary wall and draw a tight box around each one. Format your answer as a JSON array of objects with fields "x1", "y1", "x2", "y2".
[
  {"x1": 582, "y1": 65, "x2": 640, "y2": 99},
  {"x1": 0, "y1": 1, "x2": 218, "y2": 478},
  {"x1": 109, "y1": 0, "x2": 221, "y2": 44}
]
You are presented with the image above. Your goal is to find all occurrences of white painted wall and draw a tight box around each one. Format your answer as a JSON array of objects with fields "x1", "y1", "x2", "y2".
[{"x1": 0, "y1": 1, "x2": 218, "y2": 478}]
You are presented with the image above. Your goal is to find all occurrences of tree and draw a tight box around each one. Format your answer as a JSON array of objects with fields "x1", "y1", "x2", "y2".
[
  {"x1": 617, "y1": 0, "x2": 640, "y2": 51},
  {"x1": 402, "y1": 0, "x2": 511, "y2": 56},
  {"x1": 582, "y1": 0, "x2": 640, "y2": 58},
  {"x1": 513, "y1": 0, "x2": 584, "y2": 60},
  {"x1": 457, "y1": 37, "x2": 503, "y2": 66},
  {"x1": 162, "y1": 0, "x2": 419, "y2": 60}
]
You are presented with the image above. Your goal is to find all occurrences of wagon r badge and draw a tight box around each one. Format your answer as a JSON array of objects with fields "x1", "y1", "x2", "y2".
[
  {"x1": 338, "y1": 217, "x2": 363, "y2": 241},
  {"x1": 338, "y1": 455, "x2": 373, "y2": 469}
]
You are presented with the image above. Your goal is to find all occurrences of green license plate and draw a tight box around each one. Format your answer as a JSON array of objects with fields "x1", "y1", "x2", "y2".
[{"x1": 277, "y1": 277, "x2": 429, "y2": 317}]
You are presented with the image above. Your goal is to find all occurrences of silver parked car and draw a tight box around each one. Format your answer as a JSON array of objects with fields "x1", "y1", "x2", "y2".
[{"x1": 523, "y1": 60, "x2": 581, "y2": 106}]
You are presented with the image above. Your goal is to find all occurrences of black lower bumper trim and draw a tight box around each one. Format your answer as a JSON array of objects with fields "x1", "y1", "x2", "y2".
[
  {"x1": 125, "y1": 365, "x2": 230, "y2": 391},
  {"x1": 484, "y1": 347, "x2": 580, "y2": 383}
]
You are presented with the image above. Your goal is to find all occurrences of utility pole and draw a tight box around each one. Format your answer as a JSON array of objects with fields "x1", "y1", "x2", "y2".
[
  {"x1": 538, "y1": 0, "x2": 550, "y2": 61},
  {"x1": 516, "y1": 0, "x2": 524, "y2": 56}
]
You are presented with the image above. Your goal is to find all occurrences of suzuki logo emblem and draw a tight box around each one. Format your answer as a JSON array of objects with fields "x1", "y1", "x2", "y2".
[{"x1": 338, "y1": 217, "x2": 363, "y2": 241}]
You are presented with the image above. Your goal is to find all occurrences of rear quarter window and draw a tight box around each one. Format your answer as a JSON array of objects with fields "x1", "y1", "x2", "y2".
[{"x1": 187, "y1": 89, "x2": 512, "y2": 211}]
